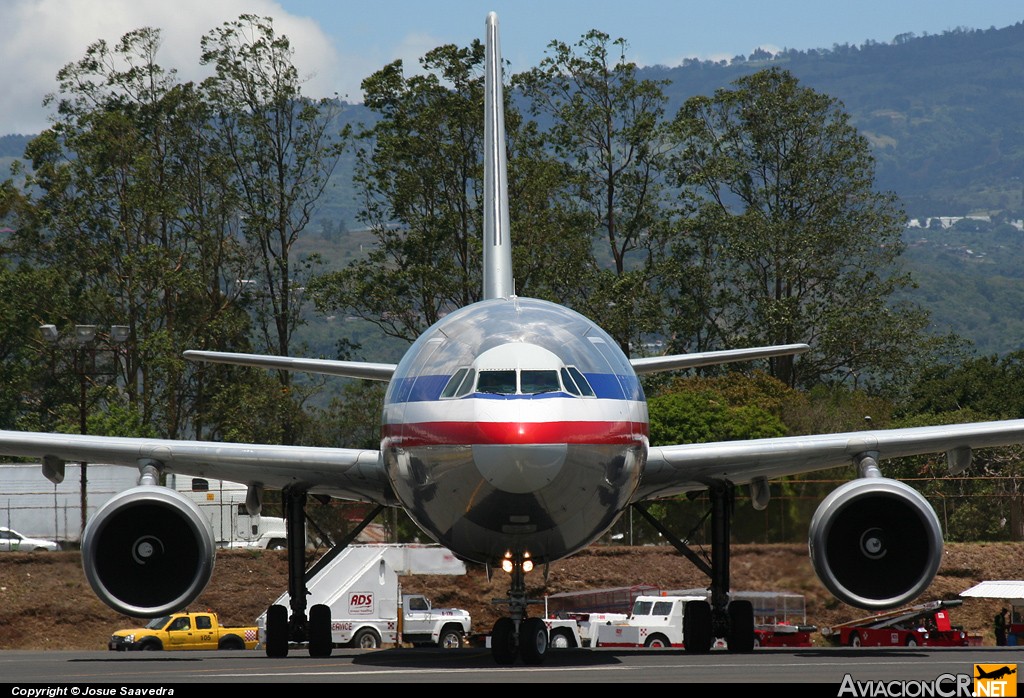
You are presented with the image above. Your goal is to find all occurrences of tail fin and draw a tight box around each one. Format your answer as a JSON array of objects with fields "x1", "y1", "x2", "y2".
[{"x1": 482, "y1": 12, "x2": 514, "y2": 300}]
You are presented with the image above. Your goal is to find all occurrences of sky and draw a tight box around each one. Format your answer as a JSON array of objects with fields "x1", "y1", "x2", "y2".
[{"x1": 1, "y1": 0, "x2": 1022, "y2": 136}]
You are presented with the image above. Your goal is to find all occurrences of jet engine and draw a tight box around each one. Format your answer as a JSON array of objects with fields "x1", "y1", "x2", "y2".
[
  {"x1": 808, "y1": 477, "x2": 943, "y2": 610},
  {"x1": 81, "y1": 485, "x2": 216, "y2": 617}
]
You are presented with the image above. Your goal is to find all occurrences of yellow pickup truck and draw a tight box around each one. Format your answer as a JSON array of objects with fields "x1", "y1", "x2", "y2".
[{"x1": 108, "y1": 611, "x2": 259, "y2": 651}]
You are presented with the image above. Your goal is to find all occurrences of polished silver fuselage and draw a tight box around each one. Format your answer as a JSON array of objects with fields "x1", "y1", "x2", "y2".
[{"x1": 381, "y1": 297, "x2": 648, "y2": 565}]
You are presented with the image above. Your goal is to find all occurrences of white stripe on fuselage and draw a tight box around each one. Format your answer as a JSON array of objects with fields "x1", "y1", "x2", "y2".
[{"x1": 390, "y1": 397, "x2": 648, "y2": 425}]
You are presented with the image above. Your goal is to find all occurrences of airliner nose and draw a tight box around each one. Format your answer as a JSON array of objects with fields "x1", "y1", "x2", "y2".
[{"x1": 472, "y1": 443, "x2": 568, "y2": 494}]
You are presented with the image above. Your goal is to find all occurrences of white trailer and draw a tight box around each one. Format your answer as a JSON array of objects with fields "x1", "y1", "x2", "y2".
[
  {"x1": 167, "y1": 474, "x2": 288, "y2": 549},
  {"x1": 545, "y1": 612, "x2": 629, "y2": 648},
  {"x1": 0, "y1": 463, "x2": 288, "y2": 549},
  {"x1": 257, "y1": 544, "x2": 471, "y2": 649},
  {"x1": 0, "y1": 462, "x2": 136, "y2": 543}
]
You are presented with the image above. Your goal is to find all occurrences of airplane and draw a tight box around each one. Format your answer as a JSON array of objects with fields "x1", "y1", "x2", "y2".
[
  {"x1": 976, "y1": 666, "x2": 1017, "y2": 681},
  {"x1": 3, "y1": 11, "x2": 1024, "y2": 665}
]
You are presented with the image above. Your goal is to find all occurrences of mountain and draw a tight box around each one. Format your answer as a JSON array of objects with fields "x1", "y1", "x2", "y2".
[
  {"x1": 645, "y1": 21, "x2": 1024, "y2": 219},
  {"x1": 5, "y1": 23, "x2": 1024, "y2": 356}
]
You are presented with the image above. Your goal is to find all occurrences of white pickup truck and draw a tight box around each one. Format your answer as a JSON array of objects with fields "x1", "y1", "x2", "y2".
[{"x1": 401, "y1": 594, "x2": 471, "y2": 648}]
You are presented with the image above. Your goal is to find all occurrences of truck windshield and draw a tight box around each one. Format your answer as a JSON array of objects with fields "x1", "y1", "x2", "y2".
[
  {"x1": 631, "y1": 601, "x2": 653, "y2": 617},
  {"x1": 146, "y1": 616, "x2": 171, "y2": 630}
]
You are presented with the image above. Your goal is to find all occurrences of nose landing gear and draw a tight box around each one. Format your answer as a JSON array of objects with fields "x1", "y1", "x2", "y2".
[{"x1": 490, "y1": 552, "x2": 549, "y2": 665}]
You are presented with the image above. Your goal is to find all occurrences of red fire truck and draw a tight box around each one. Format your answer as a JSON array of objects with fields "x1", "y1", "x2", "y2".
[{"x1": 820, "y1": 599, "x2": 970, "y2": 647}]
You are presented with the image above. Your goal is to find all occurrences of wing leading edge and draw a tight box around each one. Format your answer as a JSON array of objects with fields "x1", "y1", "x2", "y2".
[
  {"x1": 636, "y1": 418, "x2": 1024, "y2": 501},
  {"x1": 0, "y1": 429, "x2": 393, "y2": 505}
]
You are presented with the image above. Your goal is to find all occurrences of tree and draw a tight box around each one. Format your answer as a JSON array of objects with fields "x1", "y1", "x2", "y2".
[
  {"x1": 669, "y1": 68, "x2": 930, "y2": 389},
  {"x1": 516, "y1": 30, "x2": 674, "y2": 357},
  {"x1": 311, "y1": 42, "x2": 586, "y2": 343},
  {"x1": 7, "y1": 27, "x2": 253, "y2": 439},
  {"x1": 201, "y1": 14, "x2": 349, "y2": 442}
]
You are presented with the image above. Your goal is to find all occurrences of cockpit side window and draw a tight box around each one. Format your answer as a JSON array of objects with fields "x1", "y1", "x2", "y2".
[
  {"x1": 440, "y1": 368, "x2": 469, "y2": 399},
  {"x1": 477, "y1": 369, "x2": 517, "y2": 395},
  {"x1": 520, "y1": 369, "x2": 560, "y2": 395},
  {"x1": 440, "y1": 368, "x2": 477, "y2": 399},
  {"x1": 566, "y1": 366, "x2": 595, "y2": 397},
  {"x1": 560, "y1": 367, "x2": 580, "y2": 395}
]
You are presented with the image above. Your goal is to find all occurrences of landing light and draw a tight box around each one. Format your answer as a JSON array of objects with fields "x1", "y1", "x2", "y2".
[{"x1": 499, "y1": 550, "x2": 533, "y2": 574}]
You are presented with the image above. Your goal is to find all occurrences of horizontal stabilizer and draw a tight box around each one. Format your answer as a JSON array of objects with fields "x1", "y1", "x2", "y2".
[
  {"x1": 630, "y1": 343, "x2": 810, "y2": 375},
  {"x1": 183, "y1": 350, "x2": 396, "y2": 382}
]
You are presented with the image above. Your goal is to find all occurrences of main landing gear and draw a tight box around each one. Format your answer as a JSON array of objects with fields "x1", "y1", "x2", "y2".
[
  {"x1": 490, "y1": 552, "x2": 549, "y2": 665},
  {"x1": 263, "y1": 487, "x2": 384, "y2": 658},
  {"x1": 633, "y1": 481, "x2": 755, "y2": 653}
]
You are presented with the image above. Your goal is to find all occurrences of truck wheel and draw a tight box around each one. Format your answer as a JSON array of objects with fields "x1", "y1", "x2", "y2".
[
  {"x1": 645, "y1": 634, "x2": 670, "y2": 648},
  {"x1": 550, "y1": 629, "x2": 576, "y2": 649},
  {"x1": 218, "y1": 635, "x2": 245, "y2": 650},
  {"x1": 849, "y1": 632, "x2": 862, "y2": 648},
  {"x1": 139, "y1": 639, "x2": 162, "y2": 651},
  {"x1": 437, "y1": 626, "x2": 463, "y2": 649},
  {"x1": 906, "y1": 637, "x2": 918, "y2": 647},
  {"x1": 351, "y1": 628, "x2": 381, "y2": 649}
]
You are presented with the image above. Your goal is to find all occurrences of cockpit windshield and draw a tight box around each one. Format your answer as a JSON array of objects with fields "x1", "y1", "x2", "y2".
[
  {"x1": 520, "y1": 370, "x2": 560, "y2": 394},
  {"x1": 438, "y1": 342, "x2": 596, "y2": 398},
  {"x1": 477, "y1": 370, "x2": 517, "y2": 394}
]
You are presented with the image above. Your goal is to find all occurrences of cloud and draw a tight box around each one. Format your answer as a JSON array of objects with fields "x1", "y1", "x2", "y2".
[{"x1": 0, "y1": 0, "x2": 339, "y2": 135}]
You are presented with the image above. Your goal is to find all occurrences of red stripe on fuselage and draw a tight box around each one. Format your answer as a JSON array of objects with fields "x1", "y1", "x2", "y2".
[{"x1": 382, "y1": 420, "x2": 648, "y2": 447}]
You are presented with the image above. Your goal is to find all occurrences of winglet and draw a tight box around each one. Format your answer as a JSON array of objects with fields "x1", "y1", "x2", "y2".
[{"x1": 482, "y1": 12, "x2": 514, "y2": 300}]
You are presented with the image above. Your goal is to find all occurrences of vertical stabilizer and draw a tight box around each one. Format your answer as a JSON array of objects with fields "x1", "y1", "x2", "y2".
[{"x1": 483, "y1": 12, "x2": 514, "y2": 300}]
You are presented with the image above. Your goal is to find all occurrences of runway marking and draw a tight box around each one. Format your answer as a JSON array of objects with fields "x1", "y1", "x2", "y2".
[{"x1": 200, "y1": 658, "x2": 981, "y2": 679}]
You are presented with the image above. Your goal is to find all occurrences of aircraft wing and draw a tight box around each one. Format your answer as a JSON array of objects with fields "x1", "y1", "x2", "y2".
[
  {"x1": 635, "y1": 418, "x2": 1024, "y2": 501},
  {"x1": 0, "y1": 430, "x2": 394, "y2": 505}
]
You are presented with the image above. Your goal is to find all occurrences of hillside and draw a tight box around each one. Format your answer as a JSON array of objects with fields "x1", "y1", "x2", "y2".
[{"x1": 0, "y1": 543, "x2": 1018, "y2": 650}]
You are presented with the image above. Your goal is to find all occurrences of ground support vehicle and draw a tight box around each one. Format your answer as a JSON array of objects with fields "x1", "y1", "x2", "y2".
[
  {"x1": 820, "y1": 599, "x2": 969, "y2": 647},
  {"x1": 545, "y1": 612, "x2": 629, "y2": 648},
  {"x1": 545, "y1": 585, "x2": 659, "y2": 617},
  {"x1": 593, "y1": 589, "x2": 814, "y2": 649},
  {"x1": 543, "y1": 586, "x2": 650, "y2": 648},
  {"x1": 595, "y1": 594, "x2": 706, "y2": 648},
  {"x1": 734, "y1": 590, "x2": 816, "y2": 648},
  {"x1": 109, "y1": 612, "x2": 259, "y2": 651},
  {"x1": 258, "y1": 544, "x2": 471, "y2": 651}
]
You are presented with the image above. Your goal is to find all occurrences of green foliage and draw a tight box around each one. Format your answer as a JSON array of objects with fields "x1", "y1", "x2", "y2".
[
  {"x1": 648, "y1": 389, "x2": 785, "y2": 445},
  {"x1": 200, "y1": 15, "x2": 351, "y2": 445},
  {"x1": 647, "y1": 372, "x2": 789, "y2": 446},
  {"x1": 310, "y1": 40, "x2": 588, "y2": 342},
  {"x1": 902, "y1": 351, "x2": 1024, "y2": 419},
  {"x1": 516, "y1": 30, "x2": 674, "y2": 356},
  {"x1": 668, "y1": 68, "x2": 932, "y2": 390}
]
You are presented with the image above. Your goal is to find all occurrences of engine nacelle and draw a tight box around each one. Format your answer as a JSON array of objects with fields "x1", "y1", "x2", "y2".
[
  {"x1": 808, "y1": 477, "x2": 943, "y2": 610},
  {"x1": 82, "y1": 485, "x2": 216, "y2": 618}
]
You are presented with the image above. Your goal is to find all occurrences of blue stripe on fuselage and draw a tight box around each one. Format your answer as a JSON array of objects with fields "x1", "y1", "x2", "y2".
[{"x1": 388, "y1": 373, "x2": 643, "y2": 403}]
